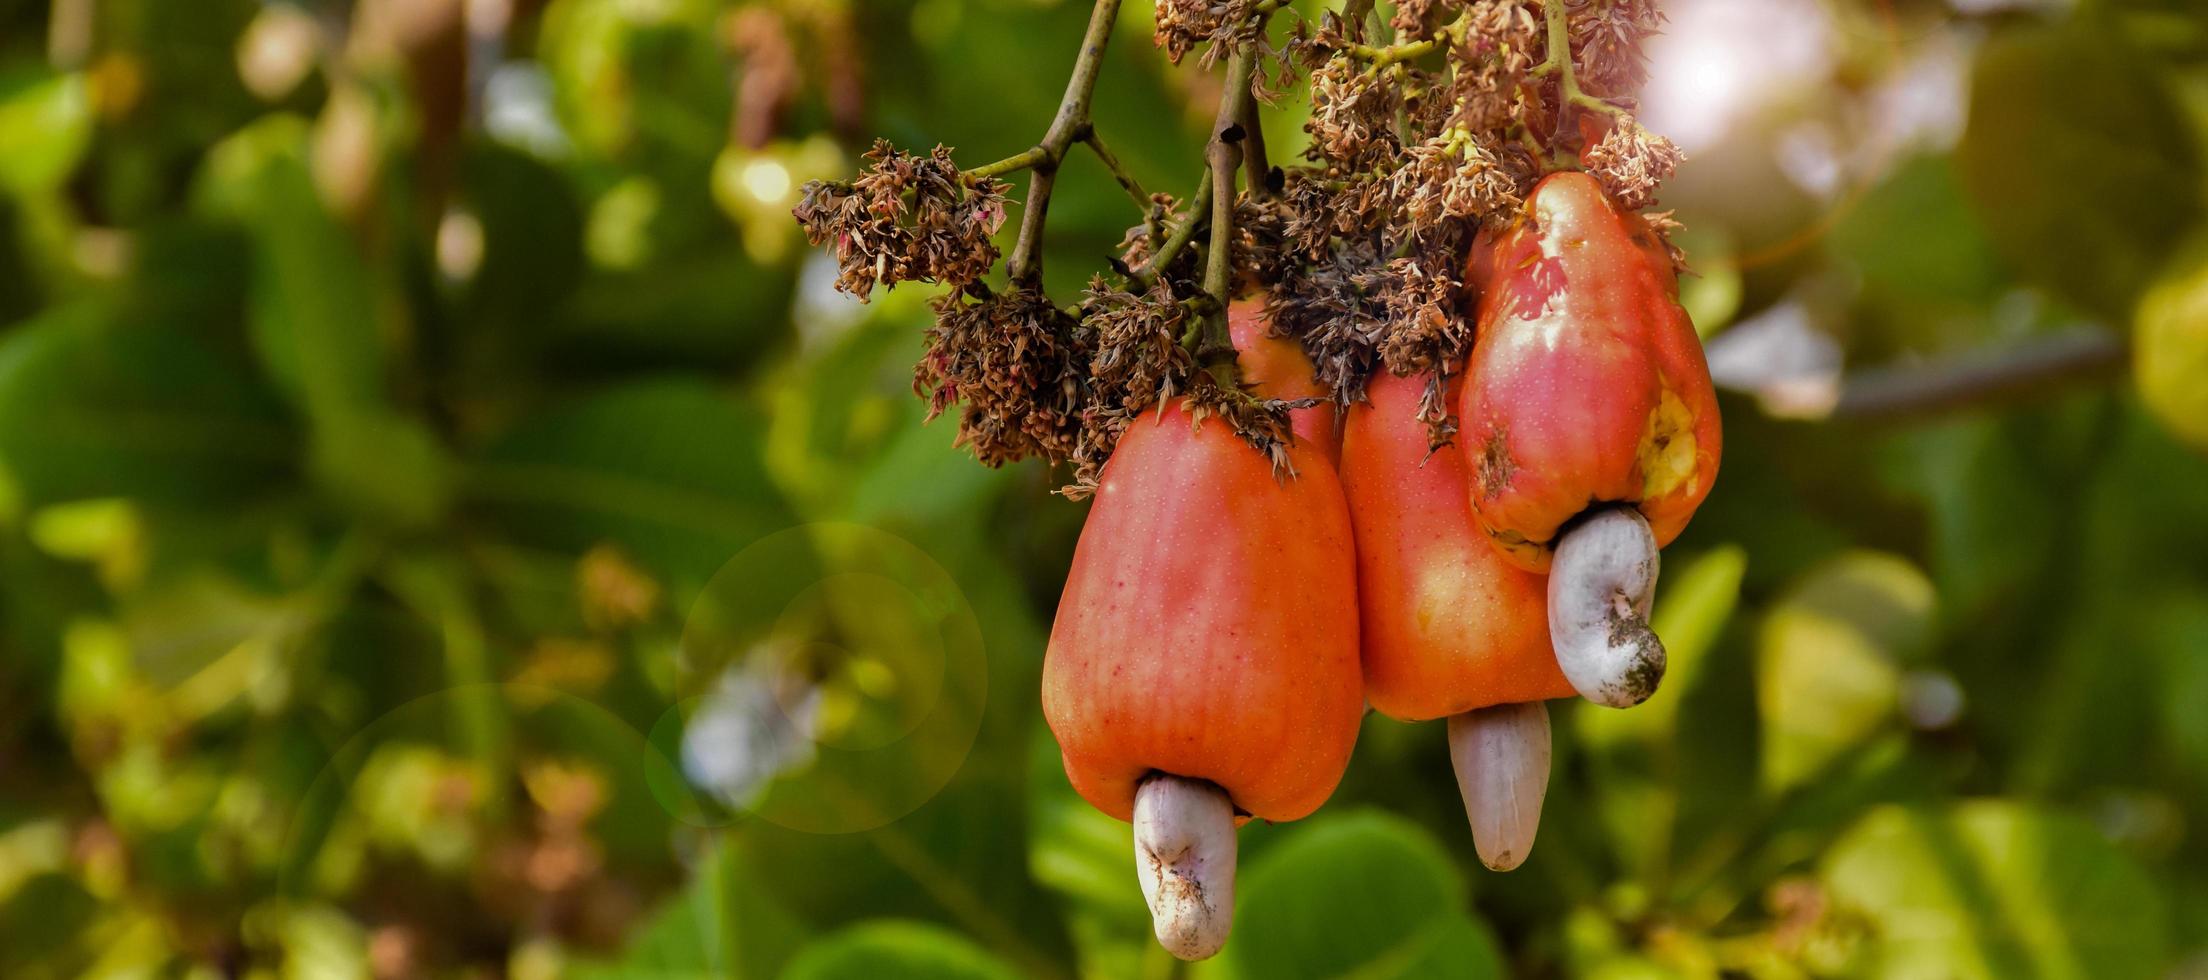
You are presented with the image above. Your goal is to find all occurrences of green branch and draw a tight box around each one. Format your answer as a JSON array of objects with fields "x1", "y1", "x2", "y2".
[
  {"x1": 1131, "y1": 166, "x2": 1214, "y2": 292},
  {"x1": 1004, "y1": 0, "x2": 1128, "y2": 285},
  {"x1": 1081, "y1": 129, "x2": 1151, "y2": 211},
  {"x1": 1197, "y1": 44, "x2": 1261, "y2": 388}
]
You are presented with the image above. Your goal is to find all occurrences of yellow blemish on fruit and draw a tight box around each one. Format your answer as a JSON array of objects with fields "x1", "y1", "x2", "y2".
[
  {"x1": 1413, "y1": 567, "x2": 1447, "y2": 633},
  {"x1": 1639, "y1": 385, "x2": 1699, "y2": 501}
]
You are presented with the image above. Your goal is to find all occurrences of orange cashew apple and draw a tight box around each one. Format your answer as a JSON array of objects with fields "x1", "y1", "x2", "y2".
[
  {"x1": 1459, "y1": 171, "x2": 1722, "y2": 707},
  {"x1": 1043, "y1": 399, "x2": 1363, "y2": 958},
  {"x1": 1228, "y1": 298, "x2": 1341, "y2": 463},
  {"x1": 1340, "y1": 368, "x2": 1568, "y2": 870}
]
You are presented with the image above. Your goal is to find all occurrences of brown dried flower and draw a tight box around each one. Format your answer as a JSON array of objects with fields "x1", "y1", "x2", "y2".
[
  {"x1": 1389, "y1": 0, "x2": 1450, "y2": 41},
  {"x1": 1306, "y1": 59, "x2": 1400, "y2": 168},
  {"x1": 916, "y1": 285, "x2": 1089, "y2": 467},
  {"x1": 1154, "y1": 0, "x2": 1270, "y2": 67},
  {"x1": 1186, "y1": 381, "x2": 1299, "y2": 477},
  {"x1": 1582, "y1": 117, "x2": 1683, "y2": 210},
  {"x1": 1085, "y1": 277, "x2": 1196, "y2": 418},
  {"x1": 1570, "y1": 0, "x2": 1664, "y2": 98},
  {"x1": 1375, "y1": 252, "x2": 1469, "y2": 379},
  {"x1": 1390, "y1": 133, "x2": 1525, "y2": 235},
  {"x1": 793, "y1": 140, "x2": 1008, "y2": 299},
  {"x1": 1267, "y1": 238, "x2": 1392, "y2": 405},
  {"x1": 1450, "y1": 0, "x2": 1542, "y2": 132}
]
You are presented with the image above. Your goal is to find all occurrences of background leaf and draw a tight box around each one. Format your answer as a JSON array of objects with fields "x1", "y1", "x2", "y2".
[
  {"x1": 1958, "y1": 16, "x2": 2203, "y2": 321},
  {"x1": 1209, "y1": 811, "x2": 1506, "y2": 980},
  {"x1": 1821, "y1": 801, "x2": 2169, "y2": 980}
]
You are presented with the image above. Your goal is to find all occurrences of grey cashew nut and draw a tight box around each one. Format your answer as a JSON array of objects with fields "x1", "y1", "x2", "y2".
[
  {"x1": 1447, "y1": 701, "x2": 1552, "y2": 871},
  {"x1": 1547, "y1": 505, "x2": 1667, "y2": 708},
  {"x1": 1133, "y1": 774, "x2": 1237, "y2": 961}
]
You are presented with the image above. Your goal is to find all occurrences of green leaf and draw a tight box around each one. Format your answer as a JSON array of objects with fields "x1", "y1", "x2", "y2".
[
  {"x1": 466, "y1": 378, "x2": 796, "y2": 589},
  {"x1": 1579, "y1": 544, "x2": 1749, "y2": 750},
  {"x1": 781, "y1": 921, "x2": 1023, "y2": 980},
  {"x1": 1210, "y1": 811, "x2": 1505, "y2": 980},
  {"x1": 458, "y1": 143, "x2": 587, "y2": 338},
  {"x1": 2134, "y1": 232, "x2": 2208, "y2": 451},
  {"x1": 196, "y1": 115, "x2": 453, "y2": 526},
  {"x1": 2135, "y1": 592, "x2": 2208, "y2": 786},
  {"x1": 0, "y1": 67, "x2": 90, "y2": 195},
  {"x1": 1881, "y1": 417, "x2": 2059, "y2": 623},
  {"x1": 1831, "y1": 154, "x2": 2008, "y2": 309},
  {"x1": 1821, "y1": 801, "x2": 2169, "y2": 979},
  {"x1": 569, "y1": 840, "x2": 811, "y2": 980},
  {"x1": 1757, "y1": 551, "x2": 1936, "y2": 793},
  {"x1": 195, "y1": 116, "x2": 382, "y2": 411},
  {"x1": 0, "y1": 306, "x2": 294, "y2": 508},
  {"x1": 0, "y1": 872, "x2": 98, "y2": 976},
  {"x1": 1958, "y1": 17, "x2": 2203, "y2": 321},
  {"x1": 307, "y1": 411, "x2": 454, "y2": 529}
]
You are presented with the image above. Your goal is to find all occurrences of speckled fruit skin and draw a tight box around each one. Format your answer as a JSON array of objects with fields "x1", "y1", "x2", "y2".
[
  {"x1": 1460, "y1": 172, "x2": 1722, "y2": 573},
  {"x1": 1228, "y1": 298, "x2": 1340, "y2": 463},
  {"x1": 1043, "y1": 400, "x2": 1364, "y2": 823},
  {"x1": 1342, "y1": 369, "x2": 1574, "y2": 720}
]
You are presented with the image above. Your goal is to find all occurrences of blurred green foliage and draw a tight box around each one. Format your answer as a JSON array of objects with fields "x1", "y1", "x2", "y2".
[{"x1": 1, "y1": 0, "x2": 2207, "y2": 977}]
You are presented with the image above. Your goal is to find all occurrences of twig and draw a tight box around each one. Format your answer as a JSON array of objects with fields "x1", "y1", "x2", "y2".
[
  {"x1": 1008, "y1": 167, "x2": 1060, "y2": 285},
  {"x1": 965, "y1": 146, "x2": 1052, "y2": 182},
  {"x1": 1004, "y1": 0, "x2": 1127, "y2": 285},
  {"x1": 1081, "y1": 129, "x2": 1151, "y2": 210},
  {"x1": 1827, "y1": 328, "x2": 2128, "y2": 422},
  {"x1": 1198, "y1": 45, "x2": 1260, "y2": 387},
  {"x1": 1344, "y1": 13, "x2": 1467, "y2": 68},
  {"x1": 1131, "y1": 166, "x2": 1213, "y2": 291},
  {"x1": 1532, "y1": 0, "x2": 1569, "y2": 79},
  {"x1": 1531, "y1": 0, "x2": 1640, "y2": 121},
  {"x1": 1238, "y1": 87, "x2": 1271, "y2": 198}
]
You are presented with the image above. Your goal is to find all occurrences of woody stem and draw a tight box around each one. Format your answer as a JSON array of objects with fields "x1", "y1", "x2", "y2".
[
  {"x1": 1197, "y1": 44, "x2": 1260, "y2": 388},
  {"x1": 1001, "y1": 0, "x2": 1126, "y2": 285}
]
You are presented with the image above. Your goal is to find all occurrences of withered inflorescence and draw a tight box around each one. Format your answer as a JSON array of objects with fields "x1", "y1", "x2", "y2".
[
  {"x1": 795, "y1": 0, "x2": 1684, "y2": 491},
  {"x1": 795, "y1": 140, "x2": 1009, "y2": 297}
]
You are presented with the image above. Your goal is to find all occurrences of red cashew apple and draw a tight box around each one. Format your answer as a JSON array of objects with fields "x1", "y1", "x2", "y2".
[
  {"x1": 1043, "y1": 400, "x2": 1363, "y2": 959},
  {"x1": 1228, "y1": 298, "x2": 1341, "y2": 463},
  {"x1": 1340, "y1": 368, "x2": 1569, "y2": 869},
  {"x1": 1460, "y1": 171, "x2": 1722, "y2": 707},
  {"x1": 1341, "y1": 369, "x2": 1572, "y2": 718}
]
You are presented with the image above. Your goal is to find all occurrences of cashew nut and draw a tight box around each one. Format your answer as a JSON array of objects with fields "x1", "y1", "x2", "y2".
[
  {"x1": 1447, "y1": 701, "x2": 1552, "y2": 871},
  {"x1": 1547, "y1": 505, "x2": 1666, "y2": 707},
  {"x1": 1133, "y1": 773, "x2": 1237, "y2": 960}
]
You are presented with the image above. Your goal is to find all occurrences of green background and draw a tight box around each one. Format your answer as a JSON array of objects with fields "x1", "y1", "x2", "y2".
[{"x1": 2, "y1": 0, "x2": 2207, "y2": 977}]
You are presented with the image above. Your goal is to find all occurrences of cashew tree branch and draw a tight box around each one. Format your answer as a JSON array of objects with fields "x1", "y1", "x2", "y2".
[
  {"x1": 1828, "y1": 328, "x2": 2128, "y2": 422},
  {"x1": 1081, "y1": 129, "x2": 1152, "y2": 211},
  {"x1": 995, "y1": 0, "x2": 1127, "y2": 285},
  {"x1": 1198, "y1": 44, "x2": 1261, "y2": 388},
  {"x1": 1131, "y1": 165, "x2": 1214, "y2": 292}
]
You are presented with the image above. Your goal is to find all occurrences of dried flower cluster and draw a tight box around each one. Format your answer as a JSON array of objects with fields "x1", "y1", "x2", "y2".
[
  {"x1": 916, "y1": 286, "x2": 1088, "y2": 467},
  {"x1": 1154, "y1": 0, "x2": 1272, "y2": 66},
  {"x1": 794, "y1": 140, "x2": 1009, "y2": 297},
  {"x1": 1582, "y1": 117, "x2": 1684, "y2": 211},
  {"x1": 796, "y1": 0, "x2": 1686, "y2": 489},
  {"x1": 1251, "y1": 0, "x2": 1680, "y2": 444}
]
